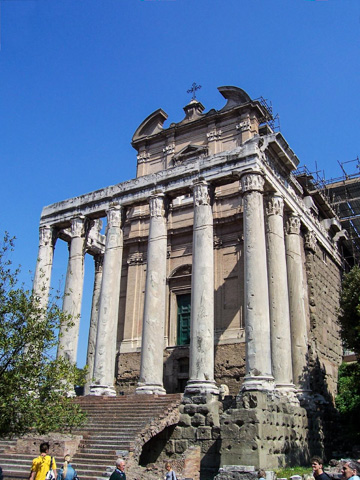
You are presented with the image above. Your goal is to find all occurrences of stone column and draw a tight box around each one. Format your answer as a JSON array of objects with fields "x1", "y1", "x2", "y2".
[
  {"x1": 33, "y1": 225, "x2": 55, "y2": 310},
  {"x1": 241, "y1": 172, "x2": 274, "y2": 391},
  {"x1": 185, "y1": 181, "x2": 218, "y2": 395},
  {"x1": 57, "y1": 216, "x2": 86, "y2": 364},
  {"x1": 285, "y1": 214, "x2": 310, "y2": 394},
  {"x1": 84, "y1": 253, "x2": 103, "y2": 395},
  {"x1": 91, "y1": 205, "x2": 123, "y2": 396},
  {"x1": 136, "y1": 194, "x2": 167, "y2": 395},
  {"x1": 266, "y1": 194, "x2": 295, "y2": 393}
]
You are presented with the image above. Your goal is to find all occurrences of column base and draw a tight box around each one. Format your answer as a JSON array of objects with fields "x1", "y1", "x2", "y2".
[
  {"x1": 136, "y1": 383, "x2": 166, "y2": 395},
  {"x1": 184, "y1": 380, "x2": 219, "y2": 395},
  {"x1": 89, "y1": 384, "x2": 117, "y2": 397},
  {"x1": 275, "y1": 383, "x2": 299, "y2": 405},
  {"x1": 240, "y1": 375, "x2": 274, "y2": 392}
]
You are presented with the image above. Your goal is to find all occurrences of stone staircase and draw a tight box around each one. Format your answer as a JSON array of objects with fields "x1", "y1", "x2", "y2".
[{"x1": 0, "y1": 394, "x2": 182, "y2": 480}]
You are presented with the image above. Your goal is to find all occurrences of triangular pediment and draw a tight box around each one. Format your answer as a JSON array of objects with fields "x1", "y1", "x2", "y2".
[{"x1": 173, "y1": 144, "x2": 208, "y2": 164}]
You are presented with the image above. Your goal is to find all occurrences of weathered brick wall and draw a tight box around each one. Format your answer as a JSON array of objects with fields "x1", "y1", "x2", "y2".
[
  {"x1": 116, "y1": 351, "x2": 140, "y2": 394},
  {"x1": 305, "y1": 246, "x2": 343, "y2": 400},
  {"x1": 117, "y1": 343, "x2": 246, "y2": 395},
  {"x1": 215, "y1": 343, "x2": 245, "y2": 396}
]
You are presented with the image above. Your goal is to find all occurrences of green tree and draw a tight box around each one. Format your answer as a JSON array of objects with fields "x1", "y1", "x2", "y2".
[
  {"x1": 0, "y1": 232, "x2": 86, "y2": 437},
  {"x1": 336, "y1": 266, "x2": 360, "y2": 446},
  {"x1": 338, "y1": 265, "x2": 360, "y2": 356}
]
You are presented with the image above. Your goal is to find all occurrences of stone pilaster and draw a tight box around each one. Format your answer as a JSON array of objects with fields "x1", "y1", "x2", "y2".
[
  {"x1": 285, "y1": 214, "x2": 311, "y2": 395},
  {"x1": 91, "y1": 205, "x2": 123, "y2": 396},
  {"x1": 136, "y1": 194, "x2": 167, "y2": 395},
  {"x1": 57, "y1": 216, "x2": 86, "y2": 364},
  {"x1": 84, "y1": 254, "x2": 103, "y2": 395},
  {"x1": 240, "y1": 172, "x2": 274, "y2": 391},
  {"x1": 33, "y1": 225, "x2": 55, "y2": 310},
  {"x1": 185, "y1": 181, "x2": 218, "y2": 395},
  {"x1": 266, "y1": 194, "x2": 295, "y2": 395}
]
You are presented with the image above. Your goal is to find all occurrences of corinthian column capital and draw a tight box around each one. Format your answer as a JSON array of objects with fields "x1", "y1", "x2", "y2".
[
  {"x1": 286, "y1": 214, "x2": 301, "y2": 235},
  {"x1": 192, "y1": 181, "x2": 210, "y2": 206},
  {"x1": 39, "y1": 225, "x2": 53, "y2": 247},
  {"x1": 266, "y1": 194, "x2": 284, "y2": 217},
  {"x1": 149, "y1": 194, "x2": 165, "y2": 217},
  {"x1": 107, "y1": 205, "x2": 122, "y2": 228},
  {"x1": 305, "y1": 230, "x2": 317, "y2": 253},
  {"x1": 241, "y1": 172, "x2": 265, "y2": 194},
  {"x1": 71, "y1": 216, "x2": 85, "y2": 237}
]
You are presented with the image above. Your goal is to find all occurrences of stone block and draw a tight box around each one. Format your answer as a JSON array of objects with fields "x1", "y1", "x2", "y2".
[
  {"x1": 16, "y1": 434, "x2": 82, "y2": 457},
  {"x1": 175, "y1": 440, "x2": 189, "y2": 454},
  {"x1": 197, "y1": 405, "x2": 209, "y2": 415},
  {"x1": 205, "y1": 412, "x2": 215, "y2": 426},
  {"x1": 178, "y1": 415, "x2": 192, "y2": 427},
  {"x1": 165, "y1": 440, "x2": 175, "y2": 454},
  {"x1": 172, "y1": 426, "x2": 185, "y2": 439},
  {"x1": 191, "y1": 395, "x2": 207, "y2": 405},
  {"x1": 196, "y1": 426, "x2": 212, "y2": 440},
  {"x1": 191, "y1": 413, "x2": 206, "y2": 427},
  {"x1": 184, "y1": 404, "x2": 197, "y2": 415},
  {"x1": 181, "y1": 426, "x2": 197, "y2": 440},
  {"x1": 212, "y1": 426, "x2": 221, "y2": 439}
]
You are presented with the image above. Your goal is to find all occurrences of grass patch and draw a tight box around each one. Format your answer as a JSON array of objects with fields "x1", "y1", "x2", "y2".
[{"x1": 275, "y1": 467, "x2": 312, "y2": 478}]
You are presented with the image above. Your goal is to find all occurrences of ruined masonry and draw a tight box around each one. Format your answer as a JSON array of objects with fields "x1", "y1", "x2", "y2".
[{"x1": 33, "y1": 86, "x2": 344, "y2": 473}]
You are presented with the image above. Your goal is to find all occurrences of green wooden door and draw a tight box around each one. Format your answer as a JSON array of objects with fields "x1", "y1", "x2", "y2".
[{"x1": 177, "y1": 293, "x2": 191, "y2": 345}]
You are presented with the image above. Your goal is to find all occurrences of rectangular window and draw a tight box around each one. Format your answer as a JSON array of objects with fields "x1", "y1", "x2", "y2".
[{"x1": 177, "y1": 293, "x2": 191, "y2": 345}]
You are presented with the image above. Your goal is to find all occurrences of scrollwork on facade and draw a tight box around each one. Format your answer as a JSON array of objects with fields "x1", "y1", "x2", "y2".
[
  {"x1": 207, "y1": 129, "x2": 222, "y2": 141},
  {"x1": 286, "y1": 214, "x2": 301, "y2": 235},
  {"x1": 39, "y1": 225, "x2": 53, "y2": 247},
  {"x1": 305, "y1": 230, "x2": 317, "y2": 253},
  {"x1": 163, "y1": 144, "x2": 175, "y2": 155},
  {"x1": 149, "y1": 195, "x2": 165, "y2": 217},
  {"x1": 193, "y1": 181, "x2": 210, "y2": 206},
  {"x1": 137, "y1": 152, "x2": 150, "y2": 163},
  {"x1": 71, "y1": 216, "x2": 85, "y2": 238},
  {"x1": 266, "y1": 195, "x2": 284, "y2": 217},
  {"x1": 241, "y1": 173, "x2": 265, "y2": 194},
  {"x1": 107, "y1": 205, "x2": 122, "y2": 228},
  {"x1": 127, "y1": 252, "x2": 144, "y2": 265},
  {"x1": 236, "y1": 118, "x2": 251, "y2": 132}
]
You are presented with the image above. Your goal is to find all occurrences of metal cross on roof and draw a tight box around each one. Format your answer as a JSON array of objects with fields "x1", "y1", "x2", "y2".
[{"x1": 187, "y1": 82, "x2": 202, "y2": 100}]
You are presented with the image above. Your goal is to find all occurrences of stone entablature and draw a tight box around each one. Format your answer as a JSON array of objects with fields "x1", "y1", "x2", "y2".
[{"x1": 39, "y1": 140, "x2": 342, "y2": 267}]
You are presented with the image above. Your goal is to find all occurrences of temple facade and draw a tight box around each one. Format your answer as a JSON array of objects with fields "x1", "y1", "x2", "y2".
[{"x1": 33, "y1": 86, "x2": 345, "y2": 468}]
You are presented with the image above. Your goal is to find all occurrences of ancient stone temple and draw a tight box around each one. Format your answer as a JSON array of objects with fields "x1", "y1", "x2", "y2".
[{"x1": 33, "y1": 86, "x2": 344, "y2": 470}]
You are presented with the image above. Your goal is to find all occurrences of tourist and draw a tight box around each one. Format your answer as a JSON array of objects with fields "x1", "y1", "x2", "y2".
[
  {"x1": 341, "y1": 461, "x2": 360, "y2": 480},
  {"x1": 109, "y1": 459, "x2": 126, "y2": 480},
  {"x1": 30, "y1": 442, "x2": 57, "y2": 480},
  {"x1": 311, "y1": 457, "x2": 331, "y2": 480},
  {"x1": 57, "y1": 455, "x2": 77, "y2": 480},
  {"x1": 257, "y1": 470, "x2": 266, "y2": 480},
  {"x1": 165, "y1": 462, "x2": 177, "y2": 480}
]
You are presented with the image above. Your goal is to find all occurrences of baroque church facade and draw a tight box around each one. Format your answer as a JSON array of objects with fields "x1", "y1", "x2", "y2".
[{"x1": 33, "y1": 86, "x2": 344, "y2": 468}]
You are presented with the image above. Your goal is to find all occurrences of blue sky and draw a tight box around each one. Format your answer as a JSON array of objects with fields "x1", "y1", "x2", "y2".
[{"x1": 1, "y1": 0, "x2": 359, "y2": 367}]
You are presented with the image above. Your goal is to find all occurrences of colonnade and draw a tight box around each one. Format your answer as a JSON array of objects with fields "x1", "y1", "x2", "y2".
[{"x1": 33, "y1": 171, "x2": 312, "y2": 397}]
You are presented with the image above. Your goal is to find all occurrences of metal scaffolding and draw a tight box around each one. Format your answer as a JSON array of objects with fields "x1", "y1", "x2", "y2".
[{"x1": 295, "y1": 158, "x2": 360, "y2": 266}]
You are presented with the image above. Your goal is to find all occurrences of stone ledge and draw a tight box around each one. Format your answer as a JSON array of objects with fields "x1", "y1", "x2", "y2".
[{"x1": 16, "y1": 433, "x2": 83, "y2": 457}]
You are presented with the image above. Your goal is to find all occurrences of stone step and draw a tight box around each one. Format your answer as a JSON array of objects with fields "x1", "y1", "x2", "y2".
[
  {"x1": 79, "y1": 447, "x2": 129, "y2": 454},
  {"x1": 80, "y1": 439, "x2": 132, "y2": 446},
  {"x1": 2, "y1": 393, "x2": 182, "y2": 480}
]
